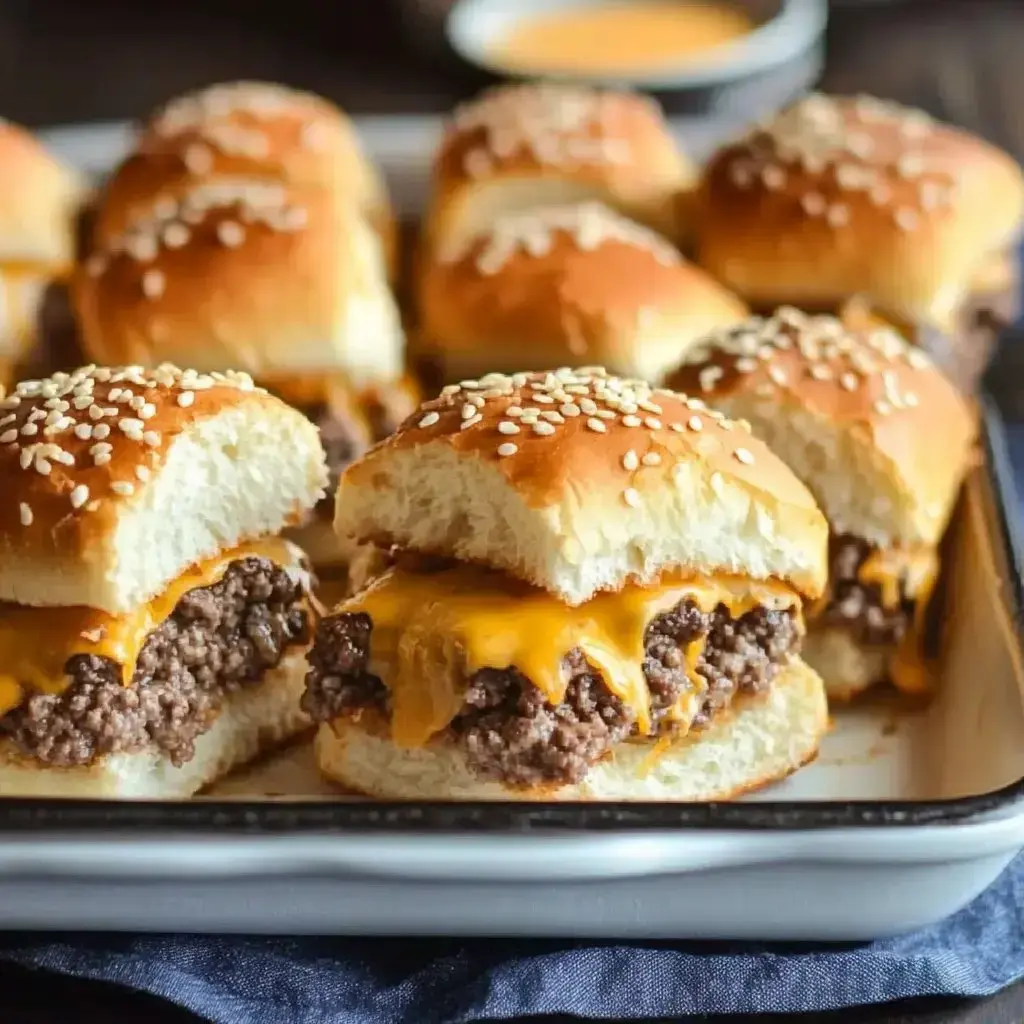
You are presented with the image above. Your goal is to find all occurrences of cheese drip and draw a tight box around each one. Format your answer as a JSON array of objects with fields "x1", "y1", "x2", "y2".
[
  {"x1": 0, "y1": 536, "x2": 308, "y2": 716},
  {"x1": 340, "y1": 565, "x2": 801, "y2": 748}
]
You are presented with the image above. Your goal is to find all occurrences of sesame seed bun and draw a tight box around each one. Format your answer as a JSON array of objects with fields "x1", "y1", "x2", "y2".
[
  {"x1": 665, "y1": 310, "x2": 977, "y2": 548},
  {"x1": 0, "y1": 647, "x2": 310, "y2": 799},
  {"x1": 92, "y1": 81, "x2": 396, "y2": 275},
  {"x1": 73, "y1": 182, "x2": 404, "y2": 385},
  {"x1": 314, "y1": 656, "x2": 827, "y2": 801},
  {"x1": 0, "y1": 120, "x2": 89, "y2": 268},
  {"x1": 333, "y1": 368, "x2": 828, "y2": 605},
  {"x1": 0, "y1": 364, "x2": 328, "y2": 614},
  {"x1": 424, "y1": 82, "x2": 695, "y2": 258},
  {"x1": 695, "y1": 94, "x2": 1024, "y2": 328},
  {"x1": 414, "y1": 202, "x2": 747, "y2": 387}
]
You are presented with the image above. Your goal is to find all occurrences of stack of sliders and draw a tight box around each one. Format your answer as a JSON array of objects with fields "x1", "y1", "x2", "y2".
[
  {"x1": 90, "y1": 80, "x2": 397, "y2": 278},
  {"x1": 693, "y1": 93, "x2": 1024, "y2": 391},
  {"x1": 74, "y1": 168, "x2": 410, "y2": 579},
  {"x1": 0, "y1": 363, "x2": 327, "y2": 798},
  {"x1": 303, "y1": 367, "x2": 830, "y2": 800},
  {"x1": 415, "y1": 202, "x2": 748, "y2": 387},
  {"x1": 666, "y1": 309, "x2": 976, "y2": 699},
  {"x1": 422, "y1": 81, "x2": 696, "y2": 258},
  {"x1": 0, "y1": 121, "x2": 89, "y2": 388}
]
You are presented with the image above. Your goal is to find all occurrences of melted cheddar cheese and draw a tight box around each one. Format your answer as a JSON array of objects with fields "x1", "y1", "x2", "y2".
[
  {"x1": 340, "y1": 565, "x2": 801, "y2": 748},
  {"x1": 0, "y1": 536, "x2": 308, "y2": 716},
  {"x1": 857, "y1": 546, "x2": 939, "y2": 612}
]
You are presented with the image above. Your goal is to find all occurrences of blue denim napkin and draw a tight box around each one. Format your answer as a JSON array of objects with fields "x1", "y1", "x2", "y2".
[{"x1": 0, "y1": 851, "x2": 1022, "y2": 1022}]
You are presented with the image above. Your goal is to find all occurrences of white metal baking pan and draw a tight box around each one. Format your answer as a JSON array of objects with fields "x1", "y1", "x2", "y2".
[{"x1": 0, "y1": 119, "x2": 1020, "y2": 940}]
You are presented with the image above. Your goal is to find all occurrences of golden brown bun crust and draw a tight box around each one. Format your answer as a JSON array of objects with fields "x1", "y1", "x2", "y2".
[
  {"x1": 666, "y1": 309, "x2": 977, "y2": 545},
  {"x1": 696, "y1": 94, "x2": 1024, "y2": 324},
  {"x1": 0, "y1": 364, "x2": 287, "y2": 560},
  {"x1": 93, "y1": 80, "x2": 395, "y2": 269},
  {"x1": 426, "y1": 82, "x2": 695, "y2": 248},
  {"x1": 339, "y1": 368, "x2": 829, "y2": 600},
  {"x1": 74, "y1": 181, "x2": 404, "y2": 383},
  {"x1": 415, "y1": 202, "x2": 747, "y2": 384},
  {"x1": 0, "y1": 121, "x2": 88, "y2": 267}
]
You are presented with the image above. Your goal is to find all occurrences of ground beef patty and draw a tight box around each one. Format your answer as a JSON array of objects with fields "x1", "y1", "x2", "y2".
[
  {"x1": 0, "y1": 557, "x2": 310, "y2": 769},
  {"x1": 816, "y1": 534, "x2": 916, "y2": 647},
  {"x1": 303, "y1": 599, "x2": 801, "y2": 787}
]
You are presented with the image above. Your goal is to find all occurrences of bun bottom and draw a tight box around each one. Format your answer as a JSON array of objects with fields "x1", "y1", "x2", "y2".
[
  {"x1": 315, "y1": 658, "x2": 827, "y2": 801},
  {"x1": 0, "y1": 648, "x2": 310, "y2": 799},
  {"x1": 802, "y1": 627, "x2": 890, "y2": 701}
]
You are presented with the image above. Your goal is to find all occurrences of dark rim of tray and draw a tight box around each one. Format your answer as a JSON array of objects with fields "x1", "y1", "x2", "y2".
[{"x1": 0, "y1": 397, "x2": 1020, "y2": 835}]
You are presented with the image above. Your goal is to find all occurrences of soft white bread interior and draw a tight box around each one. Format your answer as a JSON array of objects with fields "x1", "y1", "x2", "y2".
[
  {"x1": 0, "y1": 649, "x2": 310, "y2": 798},
  {"x1": 666, "y1": 310, "x2": 977, "y2": 548},
  {"x1": 75, "y1": 182, "x2": 404, "y2": 384},
  {"x1": 0, "y1": 120, "x2": 89, "y2": 267},
  {"x1": 334, "y1": 368, "x2": 829, "y2": 604},
  {"x1": 93, "y1": 80, "x2": 395, "y2": 271},
  {"x1": 415, "y1": 202, "x2": 747, "y2": 385},
  {"x1": 695, "y1": 93, "x2": 1024, "y2": 329},
  {"x1": 0, "y1": 364, "x2": 328, "y2": 613},
  {"x1": 801, "y1": 627, "x2": 889, "y2": 701},
  {"x1": 315, "y1": 657, "x2": 827, "y2": 801},
  {"x1": 425, "y1": 81, "x2": 694, "y2": 256}
]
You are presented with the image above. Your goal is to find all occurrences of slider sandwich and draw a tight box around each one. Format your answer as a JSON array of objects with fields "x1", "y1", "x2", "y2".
[
  {"x1": 304, "y1": 368, "x2": 830, "y2": 800},
  {"x1": 73, "y1": 180, "x2": 412, "y2": 572},
  {"x1": 0, "y1": 121, "x2": 89, "y2": 386},
  {"x1": 666, "y1": 310, "x2": 976, "y2": 699},
  {"x1": 92, "y1": 80, "x2": 396, "y2": 278},
  {"x1": 695, "y1": 93, "x2": 1024, "y2": 391},
  {"x1": 0, "y1": 363, "x2": 327, "y2": 798},
  {"x1": 423, "y1": 81, "x2": 695, "y2": 260},
  {"x1": 415, "y1": 201, "x2": 747, "y2": 389}
]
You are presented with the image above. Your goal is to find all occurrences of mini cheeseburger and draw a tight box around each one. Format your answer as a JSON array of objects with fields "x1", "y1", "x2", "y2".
[
  {"x1": 695, "y1": 93, "x2": 1024, "y2": 390},
  {"x1": 304, "y1": 368, "x2": 829, "y2": 800},
  {"x1": 414, "y1": 202, "x2": 746, "y2": 389},
  {"x1": 423, "y1": 81, "x2": 695, "y2": 259},
  {"x1": 666, "y1": 309, "x2": 976, "y2": 699},
  {"x1": 0, "y1": 120, "x2": 89, "y2": 386},
  {"x1": 73, "y1": 180, "x2": 412, "y2": 571},
  {"x1": 0, "y1": 362, "x2": 327, "y2": 797},
  {"x1": 91, "y1": 80, "x2": 396, "y2": 277}
]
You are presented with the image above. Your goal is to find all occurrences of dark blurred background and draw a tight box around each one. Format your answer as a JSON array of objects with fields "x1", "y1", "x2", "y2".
[{"x1": 0, "y1": 0, "x2": 1021, "y2": 161}]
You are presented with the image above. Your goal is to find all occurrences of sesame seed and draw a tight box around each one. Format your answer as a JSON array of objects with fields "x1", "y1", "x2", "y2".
[
  {"x1": 687, "y1": 416, "x2": 703, "y2": 432},
  {"x1": 461, "y1": 403, "x2": 477, "y2": 420},
  {"x1": 34, "y1": 457, "x2": 51, "y2": 475},
  {"x1": 874, "y1": 399, "x2": 892, "y2": 416},
  {"x1": 92, "y1": 423, "x2": 111, "y2": 440},
  {"x1": 217, "y1": 220, "x2": 245, "y2": 247},
  {"x1": 734, "y1": 447, "x2": 755, "y2": 465},
  {"x1": 460, "y1": 415, "x2": 482, "y2": 431},
  {"x1": 111, "y1": 481, "x2": 134, "y2": 497},
  {"x1": 586, "y1": 417, "x2": 606, "y2": 433},
  {"x1": 93, "y1": 452, "x2": 111, "y2": 466},
  {"x1": 177, "y1": 391, "x2": 196, "y2": 408},
  {"x1": 142, "y1": 269, "x2": 165, "y2": 299},
  {"x1": 560, "y1": 403, "x2": 580, "y2": 418},
  {"x1": 497, "y1": 442, "x2": 518, "y2": 457},
  {"x1": 768, "y1": 366, "x2": 788, "y2": 386},
  {"x1": 136, "y1": 465, "x2": 150, "y2": 482},
  {"x1": 118, "y1": 417, "x2": 144, "y2": 435},
  {"x1": 20, "y1": 423, "x2": 37, "y2": 437},
  {"x1": 0, "y1": 429, "x2": 16, "y2": 444},
  {"x1": 139, "y1": 403, "x2": 157, "y2": 419},
  {"x1": 623, "y1": 450, "x2": 639, "y2": 471},
  {"x1": 623, "y1": 488, "x2": 641, "y2": 508},
  {"x1": 641, "y1": 452, "x2": 661, "y2": 467},
  {"x1": 532, "y1": 393, "x2": 555, "y2": 404},
  {"x1": 736, "y1": 358, "x2": 758, "y2": 374},
  {"x1": 73, "y1": 423, "x2": 93, "y2": 440},
  {"x1": 645, "y1": 417, "x2": 662, "y2": 430},
  {"x1": 622, "y1": 415, "x2": 641, "y2": 428},
  {"x1": 533, "y1": 421, "x2": 555, "y2": 436},
  {"x1": 904, "y1": 391, "x2": 919, "y2": 407},
  {"x1": 840, "y1": 372, "x2": 859, "y2": 392},
  {"x1": 69, "y1": 485, "x2": 89, "y2": 509},
  {"x1": 579, "y1": 399, "x2": 598, "y2": 416},
  {"x1": 19, "y1": 502, "x2": 32, "y2": 526},
  {"x1": 498, "y1": 421, "x2": 519, "y2": 435},
  {"x1": 141, "y1": 430, "x2": 160, "y2": 446}
]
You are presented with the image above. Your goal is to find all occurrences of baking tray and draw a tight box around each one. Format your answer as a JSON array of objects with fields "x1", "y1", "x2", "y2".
[{"x1": 0, "y1": 118, "x2": 1019, "y2": 941}]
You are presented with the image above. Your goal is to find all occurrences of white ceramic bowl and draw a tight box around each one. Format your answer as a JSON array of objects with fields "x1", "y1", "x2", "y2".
[{"x1": 445, "y1": 0, "x2": 828, "y2": 91}]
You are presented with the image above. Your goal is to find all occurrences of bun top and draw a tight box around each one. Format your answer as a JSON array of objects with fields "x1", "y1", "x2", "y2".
[
  {"x1": 74, "y1": 180, "x2": 404, "y2": 384},
  {"x1": 0, "y1": 120, "x2": 88, "y2": 267},
  {"x1": 696, "y1": 93, "x2": 1024, "y2": 326},
  {"x1": 666, "y1": 309, "x2": 977, "y2": 547},
  {"x1": 0, "y1": 362, "x2": 327, "y2": 613},
  {"x1": 93, "y1": 80, "x2": 391, "y2": 248},
  {"x1": 417, "y1": 202, "x2": 747, "y2": 384},
  {"x1": 426, "y1": 82, "x2": 694, "y2": 251},
  {"x1": 335, "y1": 367, "x2": 828, "y2": 604}
]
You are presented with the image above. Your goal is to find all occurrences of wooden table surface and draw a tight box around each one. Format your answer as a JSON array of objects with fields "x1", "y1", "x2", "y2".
[{"x1": 3, "y1": 1, "x2": 1024, "y2": 1021}]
